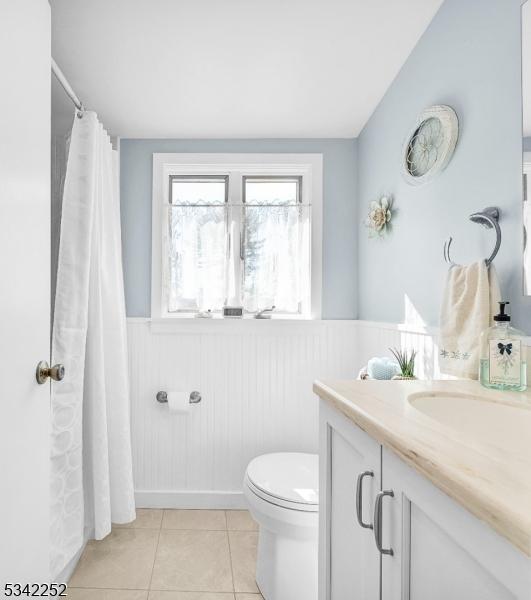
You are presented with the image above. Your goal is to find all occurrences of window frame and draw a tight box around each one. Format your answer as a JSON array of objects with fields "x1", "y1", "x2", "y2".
[
  {"x1": 151, "y1": 153, "x2": 323, "y2": 320},
  {"x1": 242, "y1": 175, "x2": 303, "y2": 205},
  {"x1": 169, "y1": 174, "x2": 230, "y2": 206}
]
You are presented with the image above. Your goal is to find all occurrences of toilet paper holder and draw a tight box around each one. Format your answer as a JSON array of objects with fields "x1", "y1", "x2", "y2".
[{"x1": 156, "y1": 390, "x2": 202, "y2": 404}]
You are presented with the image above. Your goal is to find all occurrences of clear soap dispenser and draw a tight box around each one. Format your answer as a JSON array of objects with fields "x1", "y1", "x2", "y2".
[{"x1": 479, "y1": 302, "x2": 527, "y2": 391}]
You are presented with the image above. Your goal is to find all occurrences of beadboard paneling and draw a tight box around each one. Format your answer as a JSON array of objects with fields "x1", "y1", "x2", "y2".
[
  {"x1": 128, "y1": 318, "x2": 529, "y2": 508},
  {"x1": 127, "y1": 319, "x2": 360, "y2": 507},
  {"x1": 355, "y1": 321, "x2": 531, "y2": 383},
  {"x1": 127, "y1": 318, "x2": 461, "y2": 508},
  {"x1": 355, "y1": 320, "x2": 444, "y2": 380}
]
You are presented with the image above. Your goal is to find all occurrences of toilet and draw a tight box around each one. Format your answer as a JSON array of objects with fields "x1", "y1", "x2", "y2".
[{"x1": 243, "y1": 452, "x2": 319, "y2": 600}]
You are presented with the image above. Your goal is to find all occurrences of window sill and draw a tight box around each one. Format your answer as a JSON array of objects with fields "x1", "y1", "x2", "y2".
[
  {"x1": 157, "y1": 312, "x2": 311, "y2": 320},
  {"x1": 143, "y1": 316, "x2": 337, "y2": 335}
]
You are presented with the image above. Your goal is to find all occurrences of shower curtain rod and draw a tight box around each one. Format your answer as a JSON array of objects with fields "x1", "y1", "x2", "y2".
[{"x1": 51, "y1": 57, "x2": 84, "y2": 112}]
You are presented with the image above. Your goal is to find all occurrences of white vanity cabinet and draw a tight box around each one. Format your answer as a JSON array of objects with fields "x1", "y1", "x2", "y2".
[
  {"x1": 319, "y1": 400, "x2": 531, "y2": 600},
  {"x1": 319, "y1": 404, "x2": 381, "y2": 600}
]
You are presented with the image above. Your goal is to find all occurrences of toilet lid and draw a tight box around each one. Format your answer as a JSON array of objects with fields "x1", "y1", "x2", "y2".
[{"x1": 245, "y1": 453, "x2": 319, "y2": 509}]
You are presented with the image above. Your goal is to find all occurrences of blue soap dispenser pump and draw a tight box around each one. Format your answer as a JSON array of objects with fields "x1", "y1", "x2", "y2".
[{"x1": 479, "y1": 302, "x2": 527, "y2": 391}]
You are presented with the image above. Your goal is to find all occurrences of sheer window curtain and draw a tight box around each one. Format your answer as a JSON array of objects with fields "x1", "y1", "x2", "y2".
[{"x1": 50, "y1": 111, "x2": 135, "y2": 578}]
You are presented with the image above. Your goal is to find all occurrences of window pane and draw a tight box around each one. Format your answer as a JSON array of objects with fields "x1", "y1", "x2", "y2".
[
  {"x1": 171, "y1": 177, "x2": 227, "y2": 205},
  {"x1": 168, "y1": 205, "x2": 227, "y2": 312},
  {"x1": 244, "y1": 178, "x2": 300, "y2": 206},
  {"x1": 242, "y1": 204, "x2": 309, "y2": 313}
]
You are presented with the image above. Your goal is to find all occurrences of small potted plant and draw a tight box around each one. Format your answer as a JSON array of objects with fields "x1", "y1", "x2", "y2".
[{"x1": 389, "y1": 347, "x2": 417, "y2": 380}]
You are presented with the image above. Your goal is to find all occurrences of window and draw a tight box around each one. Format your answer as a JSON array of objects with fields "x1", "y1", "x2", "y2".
[
  {"x1": 168, "y1": 176, "x2": 228, "y2": 312},
  {"x1": 241, "y1": 177, "x2": 308, "y2": 313},
  {"x1": 152, "y1": 154, "x2": 322, "y2": 319}
]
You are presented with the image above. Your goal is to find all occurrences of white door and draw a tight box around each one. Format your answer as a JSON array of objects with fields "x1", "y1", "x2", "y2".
[
  {"x1": 320, "y1": 403, "x2": 381, "y2": 600},
  {"x1": 0, "y1": 0, "x2": 51, "y2": 583}
]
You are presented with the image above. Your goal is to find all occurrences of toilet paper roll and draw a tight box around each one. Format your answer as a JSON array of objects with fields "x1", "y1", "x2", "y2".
[{"x1": 167, "y1": 391, "x2": 189, "y2": 414}]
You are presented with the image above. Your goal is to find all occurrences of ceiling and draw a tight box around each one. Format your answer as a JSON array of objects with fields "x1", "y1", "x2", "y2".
[{"x1": 51, "y1": 0, "x2": 444, "y2": 139}]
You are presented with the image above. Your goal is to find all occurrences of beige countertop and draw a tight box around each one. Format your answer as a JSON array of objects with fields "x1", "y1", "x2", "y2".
[{"x1": 313, "y1": 379, "x2": 531, "y2": 557}]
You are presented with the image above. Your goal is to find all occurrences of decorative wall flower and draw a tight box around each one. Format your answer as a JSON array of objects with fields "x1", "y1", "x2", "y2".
[{"x1": 366, "y1": 195, "x2": 393, "y2": 238}]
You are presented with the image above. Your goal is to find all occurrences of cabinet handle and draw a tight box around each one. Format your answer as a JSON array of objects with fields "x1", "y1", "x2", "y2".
[
  {"x1": 355, "y1": 470, "x2": 374, "y2": 529},
  {"x1": 373, "y1": 490, "x2": 394, "y2": 556}
]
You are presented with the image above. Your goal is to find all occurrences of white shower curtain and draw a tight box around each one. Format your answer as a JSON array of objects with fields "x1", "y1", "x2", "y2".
[{"x1": 50, "y1": 111, "x2": 135, "y2": 578}]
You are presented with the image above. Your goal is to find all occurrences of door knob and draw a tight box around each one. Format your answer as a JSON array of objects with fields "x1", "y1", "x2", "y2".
[{"x1": 36, "y1": 360, "x2": 65, "y2": 384}]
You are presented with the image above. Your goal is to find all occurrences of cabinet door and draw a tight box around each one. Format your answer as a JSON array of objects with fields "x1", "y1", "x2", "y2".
[
  {"x1": 319, "y1": 401, "x2": 381, "y2": 600},
  {"x1": 381, "y1": 448, "x2": 530, "y2": 600}
]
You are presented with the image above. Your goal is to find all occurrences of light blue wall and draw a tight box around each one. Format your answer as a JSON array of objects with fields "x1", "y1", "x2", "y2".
[
  {"x1": 524, "y1": 137, "x2": 531, "y2": 151},
  {"x1": 357, "y1": 0, "x2": 529, "y2": 330},
  {"x1": 120, "y1": 139, "x2": 358, "y2": 318}
]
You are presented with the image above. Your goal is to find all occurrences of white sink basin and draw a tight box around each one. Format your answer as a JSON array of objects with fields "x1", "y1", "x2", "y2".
[{"x1": 408, "y1": 392, "x2": 531, "y2": 456}]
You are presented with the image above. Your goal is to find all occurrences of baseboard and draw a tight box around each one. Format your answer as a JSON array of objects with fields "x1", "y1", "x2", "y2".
[
  {"x1": 54, "y1": 537, "x2": 88, "y2": 583},
  {"x1": 135, "y1": 490, "x2": 248, "y2": 509}
]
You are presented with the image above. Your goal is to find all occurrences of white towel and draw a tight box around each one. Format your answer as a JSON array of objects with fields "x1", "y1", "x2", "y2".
[{"x1": 439, "y1": 261, "x2": 501, "y2": 379}]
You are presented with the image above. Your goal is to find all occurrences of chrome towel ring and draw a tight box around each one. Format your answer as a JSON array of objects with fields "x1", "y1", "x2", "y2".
[{"x1": 443, "y1": 206, "x2": 501, "y2": 268}]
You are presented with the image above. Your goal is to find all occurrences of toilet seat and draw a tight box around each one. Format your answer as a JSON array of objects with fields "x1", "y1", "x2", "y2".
[{"x1": 245, "y1": 452, "x2": 318, "y2": 513}]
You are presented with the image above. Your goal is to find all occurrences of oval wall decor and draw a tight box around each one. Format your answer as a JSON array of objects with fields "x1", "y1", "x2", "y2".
[{"x1": 402, "y1": 105, "x2": 459, "y2": 185}]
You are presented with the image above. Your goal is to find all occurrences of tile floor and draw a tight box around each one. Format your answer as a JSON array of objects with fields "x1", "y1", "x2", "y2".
[{"x1": 68, "y1": 509, "x2": 263, "y2": 600}]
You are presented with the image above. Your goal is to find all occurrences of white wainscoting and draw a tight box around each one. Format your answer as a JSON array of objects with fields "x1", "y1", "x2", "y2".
[
  {"x1": 127, "y1": 318, "x2": 360, "y2": 508},
  {"x1": 127, "y1": 317, "x2": 530, "y2": 508},
  {"x1": 356, "y1": 321, "x2": 531, "y2": 378},
  {"x1": 127, "y1": 318, "x2": 462, "y2": 508},
  {"x1": 355, "y1": 320, "x2": 444, "y2": 380}
]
